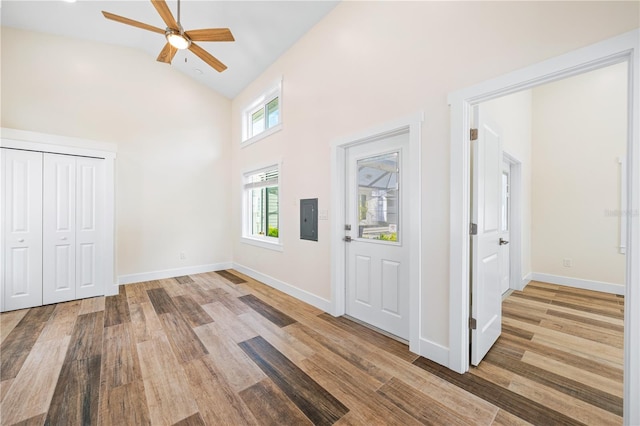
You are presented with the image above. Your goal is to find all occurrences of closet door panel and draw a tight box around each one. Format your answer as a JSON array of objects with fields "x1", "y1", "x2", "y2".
[
  {"x1": 43, "y1": 154, "x2": 76, "y2": 304},
  {"x1": 75, "y1": 157, "x2": 104, "y2": 299},
  {"x1": 2, "y1": 149, "x2": 43, "y2": 311}
]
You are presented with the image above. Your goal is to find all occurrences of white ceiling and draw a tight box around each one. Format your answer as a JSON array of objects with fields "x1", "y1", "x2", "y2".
[{"x1": 1, "y1": 0, "x2": 339, "y2": 99}]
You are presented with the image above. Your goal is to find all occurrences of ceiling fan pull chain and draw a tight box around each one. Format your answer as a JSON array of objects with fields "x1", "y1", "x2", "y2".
[{"x1": 177, "y1": 0, "x2": 181, "y2": 29}]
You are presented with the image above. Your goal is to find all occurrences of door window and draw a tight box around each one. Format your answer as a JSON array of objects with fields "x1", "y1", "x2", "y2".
[{"x1": 356, "y1": 151, "x2": 399, "y2": 242}]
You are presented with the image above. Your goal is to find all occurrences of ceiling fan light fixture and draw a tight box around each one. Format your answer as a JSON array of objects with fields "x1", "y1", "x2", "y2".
[{"x1": 166, "y1": 29, "x2": 191, "y2": 50}]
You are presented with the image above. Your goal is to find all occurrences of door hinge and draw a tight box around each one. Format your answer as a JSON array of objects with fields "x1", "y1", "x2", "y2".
[
  {"x1": 469, "y1": 317, "x2": 477, "y2": 330},
  {"x1": 470, "y1": 128, "x2": 478, "y2": 141},
  {"x1": 469, "y1": 223, "x2": 477, "y2": 235}
]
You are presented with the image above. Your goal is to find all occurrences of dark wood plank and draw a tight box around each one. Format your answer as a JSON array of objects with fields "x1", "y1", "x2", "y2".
[
  {"x1": 104, "y1": 286, "x2": 131, "y2": 327},
  {"x1": 502, "y1": 306, "x2": 543, "y2": 325},
  {"x1": 550, "y1": 299, "x2": 624, "y2": 320},
  {"x1": 239, "y1": 378, "x2": 313, "y2": 426},
  {"x1": 239, "y1": 336, "x2": 349, "y2": 426},
  {"x1": 64, "y1": 311, "x2": 104, "y2": 361},
  {"x1": 215, "y1": 270, "x2": 247, "y2": 284},
  {"x1": 172, "y1": 412, "x2": 206, "y2": 426},
  {"x1": 147, "y1": 287, "x2": 177, "y2": 315},
  {"x1": 158, "y1": 312, "x2": 209, "y2": 363},
  {"x1": 239, "y1": 294, "x2": 297, "y2": 328},
  {"x1": 412, "y1": 357, "x2": 585, "y2": 426},
  {"x1": 502, "y1": 323, "x2": 534, "y2": 340},
  {"x1": 0, "y1": 305, "x2": 55, "y2": 381},
  {"x1": 484, "y1": 349, "x2": 623, "y2": 416},
  {"x1": 317, "y1": 313, "x2": 418, "y2": 363},
  {"x1": 44, "y1": 355, "x2": 101, "y2": 426},
  {"x1": 102, "y1": 323, "x2": 141, "y2": 388},
  {"x1": 172, "y1": 295, "x2": 213, "y2": 327},
  {"x1": 175, "y1": 276, "x2": 195, "y2": 285},
  {"x1": 510, "y1": 291, "x2": 554, "y2": 305}
]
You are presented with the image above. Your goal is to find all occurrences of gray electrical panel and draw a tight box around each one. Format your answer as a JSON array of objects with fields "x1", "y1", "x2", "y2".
[{"x1": 300, "y1": 198, "x2": 318, "y2": 241}]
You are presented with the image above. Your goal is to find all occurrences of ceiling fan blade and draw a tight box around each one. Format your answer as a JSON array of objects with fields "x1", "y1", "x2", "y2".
[
  {"x1": 188, "y1": 43, "x2": 227, "y2": 72},
  {"x1": 157, "y1": 43, "x2": 178, "y2": 64},
  {"x1": 151, "y1": 0, "x2": 178, "y2": 29},
  {"x1": 185, "y1": 28, "x2": 235, "y2": 42},
  {"x1": 102, "y1": 11, "x2": 165, "y2": 35}
]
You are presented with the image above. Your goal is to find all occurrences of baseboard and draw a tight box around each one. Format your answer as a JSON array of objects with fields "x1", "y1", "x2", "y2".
[
  {"x1": 418, "y1": 337, "x2": 449, "y2": 367},
  {"x1": 118, "y1": 262, "x2": 233, "y2": 285},
  {"x1": 232, "y1": 263, "x2": 333, "y2": 313},
  {"x1": 531, "y1": 272, "x2": 625, "y2": 295},
  {"x1": 521, "y1": 272, "x2": 533, "y2": 290}
]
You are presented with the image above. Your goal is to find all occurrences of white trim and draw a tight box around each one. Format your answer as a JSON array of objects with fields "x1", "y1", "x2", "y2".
[
  {"x1": 241, "y1": 123, "x2": 283, "y2": 148},
  {"x1": 419, "y1": 337, "x2": 449, "y2": 367},
  {"x1": 118, "y1": 262, "x2": 233, "y2": 285},
  {"x1": 619, "y1": 156, "x2": 628, "y2": 254},
  {"x1": 448, "y1": 29, "x2": 639, "y2": 425},
  {"x1": 521, "y1": 272, "x2": 533, "y2": 289},
  {"x1": 531, "y1": 273, "x2": 625, "y2": 296},
  {"x1": 1, "y1": 127, "x2": 117, "y2": 157},
  {"x1": 240, "y1": 237, "x2": 284, "y2": 252},
  {"x1": 233, "y1": 262, "x2": 333, "y2": 313},
  {"x1": 331, "y1": 111, "x2": 423, "y2": 354}
]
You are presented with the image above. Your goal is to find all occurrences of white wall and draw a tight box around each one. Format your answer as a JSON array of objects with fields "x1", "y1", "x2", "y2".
[
  {"x1": 1, "y1": 27, "x2": 233, "y2": 280},
  {"x1": 481, "y1": 91, "x2": 533, "y2": 282},
  {"x1": 531, "y1": 62, "x2": 628, "y2": 285},
  {"x1": 231, "y1": 1, "x2": 639, "y2": 349}
]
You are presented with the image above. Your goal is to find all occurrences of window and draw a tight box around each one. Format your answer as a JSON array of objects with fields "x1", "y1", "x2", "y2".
[
  {"x1": 242, "y1": 79, "x2": 282, "y2": 147},
  {"x1": 243, "y1": 164, "x2": 281, "y2": 249}
]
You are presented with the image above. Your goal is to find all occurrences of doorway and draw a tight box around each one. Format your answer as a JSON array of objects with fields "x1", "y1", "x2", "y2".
[{"x1": 449, "y1": 30, "x2": 639, "y2": 424}]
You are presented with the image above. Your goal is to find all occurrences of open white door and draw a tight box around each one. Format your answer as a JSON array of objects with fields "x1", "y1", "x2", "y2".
[{"x1": 471, "y1": 108, "x2": 503, "y2": 365}]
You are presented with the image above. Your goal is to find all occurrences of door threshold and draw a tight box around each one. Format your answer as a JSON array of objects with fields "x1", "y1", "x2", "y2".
[{"x1": 343, "y1": 315, "x2": 409, "y2": 345}]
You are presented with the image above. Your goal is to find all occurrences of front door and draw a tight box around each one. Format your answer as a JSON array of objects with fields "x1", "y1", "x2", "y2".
[
  {"x1": 345, "y1": 131, "x2": 410, "y2": 340},
  {"x1": 471, "y1": 109, "x2": 503, "y2": 365}
]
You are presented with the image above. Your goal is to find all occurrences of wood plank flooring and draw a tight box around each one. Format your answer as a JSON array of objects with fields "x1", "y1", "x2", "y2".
[{"x1": 0, "y1": 275, "x2": 623, "y2": 425}]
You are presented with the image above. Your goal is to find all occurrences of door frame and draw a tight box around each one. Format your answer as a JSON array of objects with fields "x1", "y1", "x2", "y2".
[
  {"x1": 448, "y1": 29, "x2": 639, "y2": 424},
  {"x1": 331, "y1": 112, "x2": 422, "y2": 352}
]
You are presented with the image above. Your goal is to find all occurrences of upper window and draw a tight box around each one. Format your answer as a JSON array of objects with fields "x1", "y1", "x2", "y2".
[
  {"x1": 243, "y1": 164, "x2": 280, "y2": 246},
  {"x1": 242, "y1": 79, "x2": 282, "y2": 147}
]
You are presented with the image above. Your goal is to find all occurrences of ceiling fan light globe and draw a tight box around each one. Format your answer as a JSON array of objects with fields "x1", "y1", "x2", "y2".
[{"x1": 166, "y1": 31, "x2": 191, "y2": 50}]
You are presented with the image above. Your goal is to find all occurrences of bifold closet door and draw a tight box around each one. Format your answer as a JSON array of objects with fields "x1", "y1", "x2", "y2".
[
  {"x1": 1, "y1": 149, "x2": 43, "y2": 311},
  {"x1": 74, "y1": 156, "x2": 104, "y2": 299},
  {"x1": 43, "y1": 153, "x2": 77, "y2": 304},
  {"x1": 42, "y1": 154, "x2": 105, "y2": 303}
]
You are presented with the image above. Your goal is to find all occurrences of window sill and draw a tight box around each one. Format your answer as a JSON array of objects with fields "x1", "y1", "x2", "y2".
[
  {"x1": 241, "y1": 124, "x2": 283, "y2": 149},
  {"x1": 241, "y1": 236, "x2": 284, "y2": 252}
]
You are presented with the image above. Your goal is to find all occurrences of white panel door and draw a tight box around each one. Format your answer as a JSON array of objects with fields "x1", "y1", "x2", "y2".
[
  {"x1": 345, "y1": 132, "x2": 410, "y2": 340},
  {"x1": 75, "y1": 157, "x2": 104, "y2": 299},
  {"x1": 1, "y1": 149, "x2": 43, "y2": 311},
  {"x1": 43, "y1": 153, "x2": 77, "y2": 304},
  {"x1": 499, "y1": 160, "x2": 511, "y2": 294},
  {"x1": 471, "y1": 109, "x2": 503, "y2": 365}
]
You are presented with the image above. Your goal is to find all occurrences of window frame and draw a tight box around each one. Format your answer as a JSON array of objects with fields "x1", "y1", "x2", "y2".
[
  {"x1": 241, "y1": 161, "x2": 283, "y2": 251},
  {"x1": 241, "y1": 78, "x2": 283, "y2": 148}
]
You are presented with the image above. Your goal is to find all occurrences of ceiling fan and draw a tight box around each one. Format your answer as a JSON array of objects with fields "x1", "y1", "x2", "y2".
[{"x1": 102, "y1": 0, "x2": 234, "y2": 72}]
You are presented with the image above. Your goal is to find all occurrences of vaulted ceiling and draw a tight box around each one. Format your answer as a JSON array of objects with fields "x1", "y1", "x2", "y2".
[{"x1": 1, "y1": 1, "x2": 339, "y2": 98}]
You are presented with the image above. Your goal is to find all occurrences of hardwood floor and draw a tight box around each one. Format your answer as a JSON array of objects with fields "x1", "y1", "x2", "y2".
[{"x1": 0, "y1": 274, "x2": 623, "y2": 425}]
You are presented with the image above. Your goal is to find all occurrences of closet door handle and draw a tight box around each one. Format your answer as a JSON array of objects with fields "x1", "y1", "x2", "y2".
[
  {"x1": 17, "y1": 238, "x2": 24, "y2": 243},
  {"x1": 61, "y1": 236, "x2": 67, "y2": 240}
]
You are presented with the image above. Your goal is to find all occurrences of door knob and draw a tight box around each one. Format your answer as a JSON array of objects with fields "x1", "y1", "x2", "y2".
[
  {"x1": 61, "y1": 236, "x2": 67, "y2": 240},
  {"x1": 343, "y1": 236, "x2": 352, "y2": 242},
  {"x1": 499, "y1": 238, "x2": 509, "y2": 245},
  {"x1": 17, "y1": 238, "x2": 24, "y2": 243}
]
